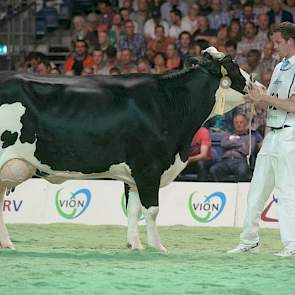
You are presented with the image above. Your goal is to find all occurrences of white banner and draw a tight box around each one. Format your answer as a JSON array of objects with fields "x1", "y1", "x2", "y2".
[
  {"x1": 45, "y1": 180, "x2": 127, "y2": 225},
  {"x1": 158, "y1": 182, "x2": 237, "y2": 226},
  {"x1": 4, "y1": 179, "x2": 49, "y2": 224},
  {"x1": 2, "y1": 180, "x2": 279, "y2": 228}
]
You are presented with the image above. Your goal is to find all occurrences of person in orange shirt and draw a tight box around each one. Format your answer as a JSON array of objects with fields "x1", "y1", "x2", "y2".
[
  {"x1": 64, "y1": 39, "x2": 94, "y2": 75},
  {"x1": 181, "y1": 127, "x2": 212, "y2": 181},
  {"x1": 147, "y1": 25, "x2": 172, "y2": 54}
]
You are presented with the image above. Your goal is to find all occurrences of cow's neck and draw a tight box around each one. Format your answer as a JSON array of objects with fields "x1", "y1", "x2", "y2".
[{"x1": 160, "y1": 68, "x2": 219, "y2": 160}]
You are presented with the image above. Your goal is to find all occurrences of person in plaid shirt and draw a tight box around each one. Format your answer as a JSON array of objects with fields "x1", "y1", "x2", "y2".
[{"x1": 118, "y1": 19, "x2": 146, "y2": 61}]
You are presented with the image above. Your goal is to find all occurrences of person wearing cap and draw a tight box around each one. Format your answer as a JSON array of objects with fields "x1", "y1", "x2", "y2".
[
  {"x1": 229, "y1": 22, "x2": 295, "y2": 257},
  {"x1": 144, "y1": 9, "x2": 169, "y2": 39}
]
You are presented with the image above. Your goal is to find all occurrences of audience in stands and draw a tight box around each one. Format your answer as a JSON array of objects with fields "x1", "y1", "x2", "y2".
[{"x1": 18, "y1": 0, "x2": 290, "y2": 181}]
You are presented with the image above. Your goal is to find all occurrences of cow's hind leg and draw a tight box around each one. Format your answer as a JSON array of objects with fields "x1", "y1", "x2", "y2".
[
  {"x1": 0, "y1": 159, "x2": 35, "y2": 249},
  {"x1": 126, "y1": 190, "x2": 144, "y2": 250}
]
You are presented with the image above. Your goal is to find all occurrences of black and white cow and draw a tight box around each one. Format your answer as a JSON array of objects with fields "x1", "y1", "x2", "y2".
[{"x1": 0, "y1": 47, "x2": 247, "y2": 251}]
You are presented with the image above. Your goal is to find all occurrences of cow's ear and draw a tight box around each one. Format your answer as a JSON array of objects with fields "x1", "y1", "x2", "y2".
[{"x1": 184, "y1": 57, "x2": 199, "y2": 69}]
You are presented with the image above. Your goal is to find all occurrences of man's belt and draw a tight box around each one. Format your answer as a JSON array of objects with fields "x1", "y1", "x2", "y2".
[{"x1": 269, "y1": 125, "x2": 291, "y2": 130}]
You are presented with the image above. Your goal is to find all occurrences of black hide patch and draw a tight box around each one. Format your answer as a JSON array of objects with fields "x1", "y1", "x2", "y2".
[{"x1": 1, "y1": 130, "x2": 18, "y2": 148}]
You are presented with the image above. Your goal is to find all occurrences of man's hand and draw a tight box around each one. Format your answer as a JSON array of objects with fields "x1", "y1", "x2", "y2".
[{"x1": 245, "y1": 83, "x2": 267, "y2": 104}]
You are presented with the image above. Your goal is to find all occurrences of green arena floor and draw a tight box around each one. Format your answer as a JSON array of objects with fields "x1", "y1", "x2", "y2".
[{"x1": 0, "y1": 224, "x2": 294, "y2": 295}]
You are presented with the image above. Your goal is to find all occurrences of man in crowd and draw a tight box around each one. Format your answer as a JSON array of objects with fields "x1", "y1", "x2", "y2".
[
  {"x1": 209, "y1": 113, "x2": 257, "y2": 182},
  {"x1": 64, "y1": 38, "x2": 94, "y2": 75}
]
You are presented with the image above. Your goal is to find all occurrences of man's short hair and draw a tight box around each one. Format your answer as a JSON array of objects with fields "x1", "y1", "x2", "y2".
[
  {"x1": 272, "y1": 21, "x2": 295, "y2": 41},
  {"x1": 225, "y1": 39, "x2": 237, "y2": 50},
  {"x1": 170, "y1": 8, "x2": 182, "y2": 18}
]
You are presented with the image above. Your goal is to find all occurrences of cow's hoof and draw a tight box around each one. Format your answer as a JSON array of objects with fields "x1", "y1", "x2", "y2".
[
  {"x1": 126, "y1": 242, "x2": 144, "y2": 251},
  {"x1": 0, "y1": 241, "x2": 16, "y2": 250},
  {"x1": 149, "y1": 243, "x2": 167, "y2": 252}
]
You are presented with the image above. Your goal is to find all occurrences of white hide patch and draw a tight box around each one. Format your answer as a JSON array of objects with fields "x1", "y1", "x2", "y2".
[
  {"x1": 160, "y1": 153, "x2": 187, "y2": 188},
  {"x1": 0, "y1": 102, "x2": 25, "y2": 136},
  {"x1": 0, "y1": 102, "x2": 186, "y2": 188},
  {"x1": 207, "y1": 69, "x2": 265, "y2": 120},
  {"x1": 207, "y1": 87, "x2": 246, "y2": 120},
  {"x1": 0, "y1": 102, "x2": 40, "y2": 171}
]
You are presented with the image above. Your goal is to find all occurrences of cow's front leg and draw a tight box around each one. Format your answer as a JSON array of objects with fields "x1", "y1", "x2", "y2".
[
  {"x1": 133, "y1": 168, "x2": 166, "y2": 251},
  {"x1": 0, "y1": 185, "x2": 15, "y2": 249},
  {"x1": 127, "y1": 191, "x2": 144, "y2": 250},
  {"x1": 142, "y1": 206, "x2": 167, "y2": 252}
]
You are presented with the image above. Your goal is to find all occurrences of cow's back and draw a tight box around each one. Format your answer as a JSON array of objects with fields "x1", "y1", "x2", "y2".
[{"x1": 0, "y1": 72, "x2": 168, "y2": 178}]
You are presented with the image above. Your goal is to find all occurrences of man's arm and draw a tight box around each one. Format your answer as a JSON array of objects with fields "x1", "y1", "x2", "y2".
[{"x1": 246, "y1": 84, "x2": 295, "y2": 113}]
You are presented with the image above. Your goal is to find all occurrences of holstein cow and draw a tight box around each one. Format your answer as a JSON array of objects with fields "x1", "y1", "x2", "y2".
[{"x1": 0, "y1": 47, "x2": 247, "y2": 251}]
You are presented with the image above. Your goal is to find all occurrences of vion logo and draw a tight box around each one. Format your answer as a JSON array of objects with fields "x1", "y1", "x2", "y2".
[
  {"x1": 189, "y1": 191, "x2": 226, "y2": 223},
  {"x1": 55, "y1": 188, "x2": 91, "y2": 219}
]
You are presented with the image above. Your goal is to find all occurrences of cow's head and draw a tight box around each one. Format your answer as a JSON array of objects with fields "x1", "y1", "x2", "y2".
[{"x1": 185, "y1": 47, "x2": 248, "y2": 117}]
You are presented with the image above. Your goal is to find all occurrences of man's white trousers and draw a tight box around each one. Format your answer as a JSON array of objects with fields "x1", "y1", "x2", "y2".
[{"x1": 240, "y1": 127, "x2": 295, "y2": 250}]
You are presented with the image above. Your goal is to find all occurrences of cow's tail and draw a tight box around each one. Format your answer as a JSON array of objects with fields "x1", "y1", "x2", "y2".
[{"x1": 124, "y1": 183, "x2": 130, "y2": 208}]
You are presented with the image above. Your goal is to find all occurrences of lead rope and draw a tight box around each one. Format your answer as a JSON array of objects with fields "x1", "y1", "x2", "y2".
[
  {"x1": 247, "y1": 104, "x2": 255, "y2": 166},
  {"x1": 247, "y1": 74, "x2": 257, "y2": 166}
]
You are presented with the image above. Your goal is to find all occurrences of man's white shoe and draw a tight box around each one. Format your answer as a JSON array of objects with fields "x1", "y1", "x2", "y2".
[
  {"x1": 227, "y1": 243, "x2": 259, "y2": 254},
  {"x1": 274, "y1": 248, "x2": 295, "y2": 257}
]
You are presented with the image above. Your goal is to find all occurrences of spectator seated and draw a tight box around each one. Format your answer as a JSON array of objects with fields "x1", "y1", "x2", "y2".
[{"x1": 209, "y1": 113, "x2": 259, "y2": 182}]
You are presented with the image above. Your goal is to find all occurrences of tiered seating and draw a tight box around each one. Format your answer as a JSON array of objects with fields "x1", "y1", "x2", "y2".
[{"x1": 72, "y1": 0, "x2": 95, "y2": 15}]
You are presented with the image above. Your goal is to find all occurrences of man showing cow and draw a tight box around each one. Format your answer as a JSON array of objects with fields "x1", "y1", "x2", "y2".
[{"x1": 229, "y1": 22, "x2": 295, "y2": 257}]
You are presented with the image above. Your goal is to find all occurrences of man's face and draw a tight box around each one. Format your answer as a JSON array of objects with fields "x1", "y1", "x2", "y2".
[
  {"x1": 75, "y1": 41, "x2": 87, "y2": 56},
  {"x1": 272, "y1": 32, "x2": 289, "y2": 59},
  {"x1": 180, "y1": 34, "x2": 191, "y2": 47},
  {"x1": 258, "y1": 15, "x2": 269, "y2": 30},
  {"x1": 138, "y1": 0, "x2": 147, "y2": 11},
  {"x1": 244, "y1": 23, "x2": 255, "y2": 38},
  {"x1": 211, "y1": 0, "x2": 221, "y2": 12},
  {"x1": 263, "y1": 42, "x2": 274, "y2": 59},
  {"x1": 155, "y1": 27, "x2": 164, "y2": 39},
  {"x1": 93, "y1": 50, "x2": 104, "y2": 65},
  {"x1": 243, "y1": 6, "x2": 253, "y2": 16},
  {"x1": 120, "y1": 9, "x2": 129, "y2": 21},
  {"x1": 233, "y1": 115, "x2": 248, "y2": 134},
  {"x1": 121, "y1": 50, "x2": 132, "y2": 64},
  {"x1": 98, "y1": 3, "x2": 107, "y2": 14},
  {"x1": 125, "y1": 22, "x2": 134, "y2": 36},
  {"x1": 225, "y1": 46, "x2": 236, "y2": 59},
  {"x1": 271, "y1": 0, "x2": 281, "y2": 13},
  {"x1": 171, "y1": 0, "x2": 179, "y2": 5},
  {"x1": 197, "y1": 16, "x2": 208, "y2": 30},
  {"x1": 170, "y1": 12, "x2": 178, "y2": 24},
  {"x1": 36, "y1": 63, "x2": 50, "y2": 75}
]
